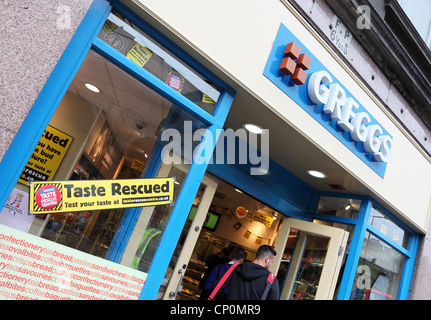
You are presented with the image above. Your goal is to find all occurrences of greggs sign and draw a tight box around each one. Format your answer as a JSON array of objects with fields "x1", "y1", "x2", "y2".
[{"x1": 264, "y1": 24, "x2": 392, "y2": 178}]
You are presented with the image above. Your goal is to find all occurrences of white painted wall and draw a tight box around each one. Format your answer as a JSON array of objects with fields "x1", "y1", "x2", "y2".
[{"x1": 134, "y1": 0, "x2": 431, "y2": 232}]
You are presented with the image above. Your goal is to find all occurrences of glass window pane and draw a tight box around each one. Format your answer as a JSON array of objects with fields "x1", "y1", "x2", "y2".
[
  {"x1": 0, "y1": 47, "x2": 207, "y2": 300},
  {"x1": 368, "y1": 206, "x2": 409, "y2": 249},
  {"x1": 36, "y1": 50, "x2": 207, "y2": 259},
  {"x1": 315, "y1": 196, "x2": 361, "y2": 219},
  {"x1": 97, "y1": 11, "x2": 221, "y2": 114},
  {"x1": 156, "y1": 182, "x2": 206, "y2": 299},
  {"x1": 276, "y1": 228, "x2": 299, "y2": 295},
  {"x1": 312, "y1": 220, "x2": 354, "y2": 299},
  {"x1": 350, "y1": 232, "x2": 404, "y2": 300},
  {"x1": 291, "y1": 234, "x2": 329, "y2": 300},
  {"x1": 120, "y1": 161, "x2": 190, "y2": 273},
  {"x1": 397, "y1": 0, "x2": 431, "y2": 47}
]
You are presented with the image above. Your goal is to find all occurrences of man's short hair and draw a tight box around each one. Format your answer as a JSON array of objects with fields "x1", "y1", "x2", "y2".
[
  {"x1": 255, "y1": 245, "x2": 277, "y2": 260},
  {"x1": 231, "y1": 246, "x2": 247, "y2": 261},
  {"x1": 222, "y1": 247, "x2": 232, "y2": 257}
]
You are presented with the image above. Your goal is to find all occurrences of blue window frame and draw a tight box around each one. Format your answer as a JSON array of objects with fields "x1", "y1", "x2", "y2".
[
  {"x1": 310, "y1": 193, "x2": 419, "y2": 300},
  {"x1": 0, "y1": 0, "x2": 235, "y2": 300}
]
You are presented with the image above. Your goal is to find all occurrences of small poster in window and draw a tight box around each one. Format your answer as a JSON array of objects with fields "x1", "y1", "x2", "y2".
[
  {"x1": 380, "y1": 223, "x2": 387, "y2": 235},
  {"x1": 202, "y1": 85, "x2": 218, "y2": 104},
  {"x1": 18, "y1": 125, "x2": 73, "y2": 185},
  {"x1": 0, "y1": 188, "x2": 34, "y2": 232},
  {"x1": 166, "y1": 69, "x2": 185, "y2": 92},
  {"x1": 127, "y1": 43, "x2": 153, "y2": 68}
]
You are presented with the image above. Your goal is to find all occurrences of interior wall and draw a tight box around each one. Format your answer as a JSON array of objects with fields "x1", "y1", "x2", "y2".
[
  {"x1": 27, "y1": 90, "x2": 99, "y2": 235},
  {"x1": 210, "y1": 206, "x2": 282, "y2": 252},
  {"x1": 49, "y1": 91, "x2": 100, "y2": 181}
]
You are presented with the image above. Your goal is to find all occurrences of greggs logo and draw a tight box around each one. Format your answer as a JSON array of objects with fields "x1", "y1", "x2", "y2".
[
  {"x1": 279, "y1": 42, "x2": 311, "y2": 85},
  {"x1": 264, "y1": 24, "x2": 392, "y2": 178}
]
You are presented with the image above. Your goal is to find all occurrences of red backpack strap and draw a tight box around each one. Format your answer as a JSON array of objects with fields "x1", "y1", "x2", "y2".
[
  {"x1": 261, "y1": 272, "x2": 275, "y2": 300},
  {"x1": 207, "y1": 262, "x2": 239, "y2": 300},
  {"x1": 267, "y1": 272, "x2": 276, "y2": 284}
]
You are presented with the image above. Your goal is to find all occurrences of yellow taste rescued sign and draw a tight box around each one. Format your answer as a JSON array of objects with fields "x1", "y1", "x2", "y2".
[{"x1": 29, "y1": 178, "x2": 174, "y2": 214}]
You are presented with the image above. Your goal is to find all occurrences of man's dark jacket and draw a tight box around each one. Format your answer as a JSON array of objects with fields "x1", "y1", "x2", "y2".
[{"x1": 226, "y1": 262, "x2": 279, "y2": 300}]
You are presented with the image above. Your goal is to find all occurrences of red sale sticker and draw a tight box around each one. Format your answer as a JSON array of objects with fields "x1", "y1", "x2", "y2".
[
  {"x1": 166, "y1": 69, "x2": 185, "y2": 92},
  {"x1": 167, "y1": 73, "x2": 183, "y2": 91},
  {"x1": 35, "y1": 185, "x2": 61, "y2": 210}
]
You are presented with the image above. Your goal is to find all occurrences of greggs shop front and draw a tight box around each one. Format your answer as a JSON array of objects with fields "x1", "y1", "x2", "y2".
[{"x1": 1, "y1": 0, "x2": 430, "y2": 301}]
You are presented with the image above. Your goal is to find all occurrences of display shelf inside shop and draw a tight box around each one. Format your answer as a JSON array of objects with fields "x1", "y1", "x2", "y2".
[{"x1": 178, "y1": 259, "x2": 207, "y2": 300}]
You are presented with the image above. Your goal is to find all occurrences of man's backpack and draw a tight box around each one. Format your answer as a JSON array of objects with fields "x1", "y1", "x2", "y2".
[{"x1": 207, "y1": 262, "x2": 239, "y2": 300}]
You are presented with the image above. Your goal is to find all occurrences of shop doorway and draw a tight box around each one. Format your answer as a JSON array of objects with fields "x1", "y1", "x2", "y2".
[
  {"x1": 163, "y1": 173, "x2": 281, "y2": 300},
  {"x1": 163, "y1": 173, "x2": 218, "y2": 299},
  {"x1": 163, "y1": 174, "x2": 349, "y2": 300}
]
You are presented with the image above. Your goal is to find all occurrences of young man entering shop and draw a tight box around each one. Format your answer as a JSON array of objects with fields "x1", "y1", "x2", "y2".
[
  {"x1": 198, "y1": 247, "x2": 232, "y2": 300},
  {"x1": 205, "y1": 246, "x2": 247, "y2": 300},
  {"x1": 226, "y1": 245, "x2": 279, "y2": 300}
]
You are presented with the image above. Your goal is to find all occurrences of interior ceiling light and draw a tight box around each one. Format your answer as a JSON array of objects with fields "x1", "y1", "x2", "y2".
[
  {"x1": 85, "y1": 83, "x2": 101, "y2": 93},
  {"x1": 242, "y1": 123, "x2": 265, "y2": 135},
  {"x1": 235, "y1": 188, "x2": 243, "y2": 193},
  {"x1": 307, "y1": 170, "x2": 327, "y2": 179}
]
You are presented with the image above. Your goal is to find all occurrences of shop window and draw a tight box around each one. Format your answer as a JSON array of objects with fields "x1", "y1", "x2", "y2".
[
  {"x1": 97, "y1": 11, "x2": 221, "y2": 115},
  {"x1": 315, "y1": 196, "x2": 361, "y2": 220},
  {"x1": 29, "y1": 49, "x2": 206, "y2": 259},
  {"x1": 0, "y1": 47, "x2": 208, "y2": 299},
  {"x1": 120, "y1": 156, "x2": 190, "y2": 273},
  {"x1": 350, "y1": 232, "x2": 404, "y2": 300},
  {"x1": 368, "y1": 205, "x2": 409, "y2": 249},
  {"x1": 397, "y1": 0, "x2": 431, "y2": 48}
]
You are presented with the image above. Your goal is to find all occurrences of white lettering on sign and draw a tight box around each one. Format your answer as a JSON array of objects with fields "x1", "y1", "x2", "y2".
[{"x1": 308, "y1": 70, "x2": 392, "y2": 162}]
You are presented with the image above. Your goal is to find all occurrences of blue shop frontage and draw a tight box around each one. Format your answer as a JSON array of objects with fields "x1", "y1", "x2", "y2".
[{"x1": 0, "y1": 0, "x2": 428, "y2": 300}]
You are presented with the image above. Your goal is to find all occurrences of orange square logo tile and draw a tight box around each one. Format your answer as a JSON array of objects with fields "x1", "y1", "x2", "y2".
[{"x1": 279, "y1": 42, "x2": 311, "y2": 85}]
